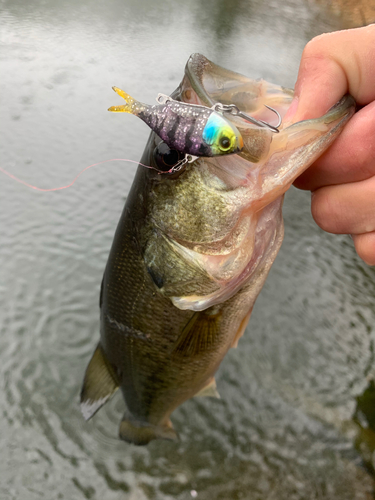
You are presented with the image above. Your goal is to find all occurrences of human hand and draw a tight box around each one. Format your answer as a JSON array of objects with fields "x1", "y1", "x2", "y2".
[{"x1": 286, "y1": 25, "x2": 375, "y2": 265}]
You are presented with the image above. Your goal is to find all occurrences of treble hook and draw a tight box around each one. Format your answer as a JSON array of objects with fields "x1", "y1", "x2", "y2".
[
  {"x1": 213, "y1": 103, "x2": 282, "y2": 133},
  {"x1": 156, "y1": 94, "x2": 281, "y2": 133}
]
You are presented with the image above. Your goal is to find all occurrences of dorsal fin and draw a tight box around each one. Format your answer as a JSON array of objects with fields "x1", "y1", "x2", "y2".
[{"x1": 80, "y1": 343, "x2": 120, "y2": 420}]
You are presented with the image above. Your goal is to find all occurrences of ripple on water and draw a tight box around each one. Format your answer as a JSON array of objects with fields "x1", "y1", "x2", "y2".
[{"x1": 35, "y1": 303, "x2": 97, "y2": 360}]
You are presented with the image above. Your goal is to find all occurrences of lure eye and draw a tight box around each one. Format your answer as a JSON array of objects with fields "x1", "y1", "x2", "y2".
[
  {"x1": 218, "y1": 135, "x2": 232, "y2": 152},
  {"x1": 153, "y1": 142, "x2": 185, "y2": 173}
]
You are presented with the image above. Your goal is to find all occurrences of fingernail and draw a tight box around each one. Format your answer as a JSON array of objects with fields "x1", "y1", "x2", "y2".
[{"x1": 284, "y1": 96, "x2": 299, "y2": 123}]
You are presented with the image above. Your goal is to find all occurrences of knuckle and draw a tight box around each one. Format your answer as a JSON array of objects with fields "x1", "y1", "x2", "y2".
[
  {"x1": 302, "y1": 39, "x2": 319, "y2": 59},
  {"x1": 311, "y1": 189, "x2": 341, "y2": 233},
  {"x1": 355, "y1": 115, "x2": 375, "y2": 177},
  {"x1": 353, "y1": 233, "x2": 375, "y2": 266},
  {"x1": 302, "y1": 34, "x2": 330, "y2": 60}
]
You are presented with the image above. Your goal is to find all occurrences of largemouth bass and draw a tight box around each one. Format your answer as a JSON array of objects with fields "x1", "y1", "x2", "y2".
[{"x1": 80, "y1": 54, "x2": 355, "y2": 445}]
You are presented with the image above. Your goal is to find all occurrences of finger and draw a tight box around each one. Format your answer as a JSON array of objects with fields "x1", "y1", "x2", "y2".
[
  {"x1": 352, "y1": 232, "x2": 375, "y2": 266},
  {"x1": 294, "y1": 100, "x2": 375, "y2": 190},
  {"x1": 286, "y1": 25, "x2": 375, "y2": 123},
  {"x1": 311, "y1": 176, "x2": 375, "y2": 235}
]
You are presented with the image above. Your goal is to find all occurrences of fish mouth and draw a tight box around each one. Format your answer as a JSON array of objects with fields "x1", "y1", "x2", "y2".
[
  {"x1": 181, "y1": 54, "x2": 355, "y2": 169},
  {"x1": 182, "y1": 53, "x2": 293, "y2": 163}
]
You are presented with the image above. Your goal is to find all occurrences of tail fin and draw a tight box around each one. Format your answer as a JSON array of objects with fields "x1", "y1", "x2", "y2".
[
  {"x1": 108, "y1": 86, "x2": 141, "y2": 114},
  {"x1": 119, "y1": 414, "x2": 178, "y2": 446}
]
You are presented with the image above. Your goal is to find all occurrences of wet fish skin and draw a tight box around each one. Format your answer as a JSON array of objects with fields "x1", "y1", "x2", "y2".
[{"x1": 80, "y1": 54, "x2": 355, "y2": 445}]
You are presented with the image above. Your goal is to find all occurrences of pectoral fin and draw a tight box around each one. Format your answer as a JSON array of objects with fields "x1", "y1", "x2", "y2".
[
  {"x1": 172, "y1": 310, "x2": 221, "y2": 357},
  {"x1": 119, "y1": 414, "x2": 178, "y2": 445},
  {"x1": 80, "y1": 343, "x2": 120, "y2": 420},
  {"x1": 195, "y1": 377, "x2": 220, "y2": 399}
]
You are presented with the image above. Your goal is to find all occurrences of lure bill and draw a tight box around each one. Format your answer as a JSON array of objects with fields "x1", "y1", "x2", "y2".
[{"x1": 108, "y1": 87, "x2": 244, "y2": 157}]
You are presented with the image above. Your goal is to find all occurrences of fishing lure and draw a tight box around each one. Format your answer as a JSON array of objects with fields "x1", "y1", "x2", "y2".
[{"x1": 108, "y1": 87, "x2": 244, "y2": 157}]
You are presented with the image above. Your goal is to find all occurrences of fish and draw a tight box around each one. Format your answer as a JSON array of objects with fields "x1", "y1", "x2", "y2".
[
  {"x1": 80, "y1": 53, "x2": 355, "y2": 445},
  {"x1": 108, "y1": 87, "x2": 244, "y2": 157}
]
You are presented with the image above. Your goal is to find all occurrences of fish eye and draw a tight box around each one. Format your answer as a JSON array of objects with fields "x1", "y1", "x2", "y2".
[
  {"x1": 153, "y1": 142, "x2": 185, "y2": 173},
  {"x1": 219, "y1": 135, "x2": 232, "y2": 151}
]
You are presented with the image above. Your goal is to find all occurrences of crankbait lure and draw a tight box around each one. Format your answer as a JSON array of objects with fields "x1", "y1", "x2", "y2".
[{"x1": 108, "y1": 87, "x2": 244, "y2": 157}]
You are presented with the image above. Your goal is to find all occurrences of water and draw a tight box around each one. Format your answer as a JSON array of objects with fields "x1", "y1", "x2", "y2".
[{"x1": 1, "y1": 0, "x2": 375, "y2": 498}]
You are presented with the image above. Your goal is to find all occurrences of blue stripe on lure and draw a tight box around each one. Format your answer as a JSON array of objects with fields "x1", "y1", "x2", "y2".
[{"x1": 108, "y1": 87, "x2": 244, "y2": 157}]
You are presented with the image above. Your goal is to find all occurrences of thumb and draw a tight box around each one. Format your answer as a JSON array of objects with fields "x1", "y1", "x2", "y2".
[{"x1": 285, "y1": 24, "x2": 375, "y2": 124}]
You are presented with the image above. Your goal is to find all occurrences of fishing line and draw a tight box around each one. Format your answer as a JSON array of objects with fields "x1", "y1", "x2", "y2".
[{"x1": 0, "y1": 158, "x2": 176, "y2": 192}]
